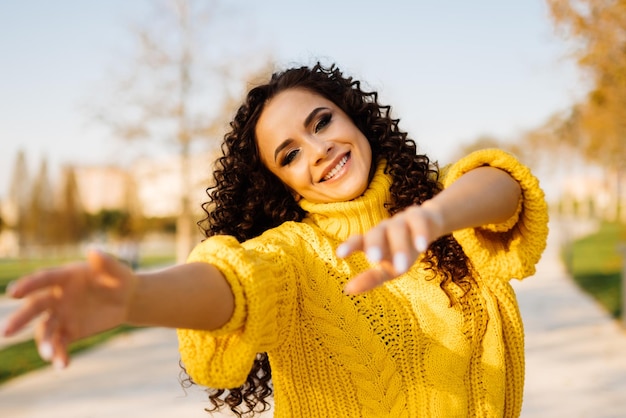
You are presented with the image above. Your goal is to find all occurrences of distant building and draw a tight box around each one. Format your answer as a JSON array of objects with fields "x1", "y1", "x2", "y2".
[
  {"x1": 558, "y1": 168, "x2": 626, "y2": 222},
  {"x1": 73, "y1": 165, "x2": 132, "y2": 214},
  {"x1": 130, "y1": 152, "x2": 215, "y2": 219},
  {"x1": 71, "y1": 151, "x2": 216, "y2": 218}
]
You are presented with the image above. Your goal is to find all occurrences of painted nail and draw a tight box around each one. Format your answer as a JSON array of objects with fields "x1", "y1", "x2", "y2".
[
  {"x1": 343, "y1": 282, "x2": 355, "y2": 295},
  {"x1": 53, "y1": 357, "x2": 65, "y2": 371},
  {"x1": 366, "y1": 247, "x2": 382, "y2": 263},
  {"x1": 393, "y1": 253, "x2": 409, "y2": 274},
  {"x1": 336, "y1": 243, "x2": 350, "y2": 258},
  {"x1": 5, "y1": 281, "x2": 16, "y2": 296},
  {"x1": 414, "y1": 236, "x2": 428, "y2": 253},
  {"x1": 38, "y1": 341, "x2": 53, "y2": 361}
]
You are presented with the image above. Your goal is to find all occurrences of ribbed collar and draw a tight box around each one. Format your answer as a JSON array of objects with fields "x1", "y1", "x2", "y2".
[{"x1": 298, "y1": 160, "x2": 391, "y2": 241}]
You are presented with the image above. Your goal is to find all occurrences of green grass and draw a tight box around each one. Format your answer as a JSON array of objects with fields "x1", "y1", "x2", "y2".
[
  {"x1": 0, "y1": 257, "x2": 79, "y2": 293},
  {"x1": 0, "y1": 254, "x2": 175, "y2": 293},
  {"x1": 0, "y1": 325, "x2": 138, "y2": 385},
  {"x1": 564, "y1": 221, "x2": 626, "y2": 318}
]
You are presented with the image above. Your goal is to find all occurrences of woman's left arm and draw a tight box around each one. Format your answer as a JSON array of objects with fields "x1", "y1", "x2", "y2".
[{"x1": 340, "y1": 166, "x2": 521, "y2": 294}]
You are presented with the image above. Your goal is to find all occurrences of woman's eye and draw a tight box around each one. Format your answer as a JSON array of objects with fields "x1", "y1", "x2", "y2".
[
  {"x1": 281, "y1": 149, "x2": 299, "y2": 166},
  {"x1": 314, "y1": 114, "x2": 331, "y2": 133}
]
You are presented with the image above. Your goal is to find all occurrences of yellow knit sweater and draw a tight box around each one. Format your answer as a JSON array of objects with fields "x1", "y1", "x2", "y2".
[{"x1": 177, "y1": 149, "x2": 549, "y2": 417}]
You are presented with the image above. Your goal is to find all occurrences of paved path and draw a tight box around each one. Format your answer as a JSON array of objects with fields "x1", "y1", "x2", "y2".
[
  {"x1": 513, "y1": 219, "x2": 626, "y2": 418},
  {"x1": 1, "y1": 220, "x2": 626, "y2": 417},
  {"x1": 0, "y1": 327, "x2": 217, "y2": 417}
]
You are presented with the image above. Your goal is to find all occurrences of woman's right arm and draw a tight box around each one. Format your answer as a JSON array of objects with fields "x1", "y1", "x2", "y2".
[
  {"x1": 129, "y1": 261, "x2": 234, "y2": 330},
  {"x1": 2, "y1": 250, "x2": 233, "y2": 369}
]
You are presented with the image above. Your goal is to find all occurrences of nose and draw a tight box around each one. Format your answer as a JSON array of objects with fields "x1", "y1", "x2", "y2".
[{"x1": 310, "y1": 138, "x2": 333, "y2": 165}]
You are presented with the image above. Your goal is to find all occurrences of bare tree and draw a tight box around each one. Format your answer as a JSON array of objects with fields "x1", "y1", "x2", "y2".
[
  {"x1": 3, "y1": 150, "x2": 31, "y2": 253},
  {"x1": 55, "y1": 165, "x2": 87, "y2": 248},
  {"x1": 92, "y1": 0, "x2": 269, "y2": 262},
  {"x1": 24, "y1": 158, "x2": 55, "y2": 253}
]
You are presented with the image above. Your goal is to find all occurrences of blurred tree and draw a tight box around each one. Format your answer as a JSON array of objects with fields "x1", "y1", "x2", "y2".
[
  {"x1": 454, "y1": 134, "x2": 529, "y2": 165},
  {"x1": 91, "y1": 0, "x2": 270, "y2": 262},
  {"x1": 3, "y1": 150, "x2": 30, "y2": 253},
  {"x1": 24, "y1": 158, "x2": 55, "y2": 251},
  {"x1": 86, "y1": 209, "x2": 130, "y2": 236},
  {"x1": 55, "y1": 166, "x2": 87, "y2": 245},
  {"x1": 546, "y1": 0, "x2": 626, "y2": 215},
  {"x1": 121, "y1": 172, "x2": 144, "y2": 239},
  {"x1": 509, "y1": 110, "x2": 583, "y2": 174}
]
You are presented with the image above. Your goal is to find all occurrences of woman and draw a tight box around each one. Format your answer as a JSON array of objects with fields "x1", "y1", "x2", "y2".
[{"x1": 3, "y1": 63, "x2": 548, "y2": 417}]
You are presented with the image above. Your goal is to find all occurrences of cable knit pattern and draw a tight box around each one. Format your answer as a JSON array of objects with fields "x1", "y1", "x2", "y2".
[{"x1": 177, "y1": 150, "x2": 549, "y2": 417}]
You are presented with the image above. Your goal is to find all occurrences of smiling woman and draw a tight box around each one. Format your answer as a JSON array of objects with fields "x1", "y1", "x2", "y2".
[{"x1": 3, "y1": 62, "x2": 548, "y2": 418}]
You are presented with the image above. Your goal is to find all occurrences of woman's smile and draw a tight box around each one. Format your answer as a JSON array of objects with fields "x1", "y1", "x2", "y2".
[{"x1": 321, "y1": 153, "x2": 350, "y2": 182}]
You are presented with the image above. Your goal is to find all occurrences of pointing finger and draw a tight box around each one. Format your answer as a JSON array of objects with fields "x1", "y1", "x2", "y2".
[
  {"x1": 3, "y1": 287, "x2": 58, "y2": 337},
  {"x1": 344, "y1": 262, "x2": 394, "y2": 295},
  {"x1": 7, "y1": 265, "x2": 79, "y2": 299},
  {"x1": 336, "y1": 235, "x2": 364, "y2": 258}
]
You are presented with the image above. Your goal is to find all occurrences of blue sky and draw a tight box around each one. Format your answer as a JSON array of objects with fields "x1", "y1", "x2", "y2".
[{"x1": 0, "y1": 0, "x2": 586, "y2": 199}]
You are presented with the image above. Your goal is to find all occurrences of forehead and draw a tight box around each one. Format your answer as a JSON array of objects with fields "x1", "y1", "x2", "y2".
[
  {"x1": 256, "y1": 88, "x2": 334, "y2": 146},
  {"x1": 262, "y1": 88, "x2": 334, "y2": 121}
]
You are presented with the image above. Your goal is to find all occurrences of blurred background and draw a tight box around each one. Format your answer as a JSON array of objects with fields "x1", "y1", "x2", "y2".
[{"x1": 1, "y1": 0, "x2": 625, "y2": 410}]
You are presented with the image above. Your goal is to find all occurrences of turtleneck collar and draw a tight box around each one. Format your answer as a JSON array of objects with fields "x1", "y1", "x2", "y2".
[{"x1": 298, "y1": 160, "x2": 392, "y2": 241}]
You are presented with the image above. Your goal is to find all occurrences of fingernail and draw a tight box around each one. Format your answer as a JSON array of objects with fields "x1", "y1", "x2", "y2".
[
  {"x1": 366, "y1": 247, "x2": 382, "y2": 263},
  {"x1": 343, "y1": 282, "x2": 355, "y2": 295},
  {"x1": 393, "y1": 253, "x2": 409, "y2": 274},
  {"x1": 336, "y1": 243, "x2": 350, "y2": 258},
  {"x1": 6, "y1": 281, "x2": 16, "y2": 296},
  {"x1": 414, "y1": 236, "x2": 428, "y2": 253},
  {"x1": 53, "y1": 357, "x2": 65, "y2": 371},
  {"x1": 343, "y1": 281, "x2": 361, "y2": 296},
  {"x1": 38, "y1": 341, "x2": 53, "y2": 361}
]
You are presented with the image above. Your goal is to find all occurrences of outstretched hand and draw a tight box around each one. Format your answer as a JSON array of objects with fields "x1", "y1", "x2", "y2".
[
  {"x1": 2, "y1": 250, "x2": 137, "y2": 369},
  {"x1": 337, "y1": 204, "x2": 444, "y2": 295}
]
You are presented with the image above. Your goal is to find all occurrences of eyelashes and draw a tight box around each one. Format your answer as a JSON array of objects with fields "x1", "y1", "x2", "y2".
[
  {"x1": 281, "y1": 149, "x2": 299, "y2": 166},
  {"x1": 279, "y1": 113, "x2": 333, "y2": 167},
  {"x1": 315, "y1": 113, "x2": 331, "y2": 133}
]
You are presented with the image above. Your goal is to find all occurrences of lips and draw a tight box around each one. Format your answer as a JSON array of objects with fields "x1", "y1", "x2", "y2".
[{"x1": 321, "y1": 153, "x2": 349, "y2": 182}]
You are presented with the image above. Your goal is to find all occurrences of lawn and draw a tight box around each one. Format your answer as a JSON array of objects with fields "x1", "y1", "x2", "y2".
[
  {"x1": 0, "y1": 254, "x2": 175, "y2": 293},
  {"x1": 0, "y1": 325, "x2": 138, "y2": 385},
  {"x1": 564, "y1": 221, "x2": 626, "y2": 318}
]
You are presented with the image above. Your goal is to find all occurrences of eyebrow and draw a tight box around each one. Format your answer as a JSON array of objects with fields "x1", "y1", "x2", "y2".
[{"x1": 273, "y1": 106, "x2": 329, "y2": 162}]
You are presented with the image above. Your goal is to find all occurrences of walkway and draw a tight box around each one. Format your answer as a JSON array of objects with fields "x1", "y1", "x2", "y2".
[{"x1": 513, "y1": 219, "x2": 626, "y2": 418}]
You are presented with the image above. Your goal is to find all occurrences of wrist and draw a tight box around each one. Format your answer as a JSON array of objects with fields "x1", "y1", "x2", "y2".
[
  {"x1": 123, "y1": 271, "x2": 142, "y2": 325},
  {"x1": 419, "y1": 200, "x2": 447, "y2": 238}
]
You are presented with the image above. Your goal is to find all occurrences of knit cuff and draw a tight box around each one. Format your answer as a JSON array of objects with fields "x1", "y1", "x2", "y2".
[
  {"x1": 443, "y1": 149, "x2": 549, "y2": 281},
  {"x1": 177, "y1": 234, "x2": 296, "y2": 388}
]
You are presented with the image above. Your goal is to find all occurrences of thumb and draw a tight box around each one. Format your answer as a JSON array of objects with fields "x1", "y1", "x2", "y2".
[
  {"x1": 86, "y1": 250, "x2": 130, "y2": 281},
  {"x1": 86, "y1": 249, "x2": 111, "y2": 272}
]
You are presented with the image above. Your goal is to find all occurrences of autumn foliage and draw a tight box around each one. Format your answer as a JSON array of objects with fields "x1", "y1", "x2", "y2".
[{"x1": 546, "y1": 0, "x2": 626, "y2": 169}]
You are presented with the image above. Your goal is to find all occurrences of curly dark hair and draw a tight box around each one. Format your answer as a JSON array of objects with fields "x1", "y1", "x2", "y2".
[{"x1": 185, "y1": 62, "x2": 471, "y2": 417}]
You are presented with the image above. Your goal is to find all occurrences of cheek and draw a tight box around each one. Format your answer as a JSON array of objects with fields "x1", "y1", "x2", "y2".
[
  {"x1": 359, "y1": 136, "x2": 373, "y2": 166},
  {"x1": 268, "y1": 165, "x2": 303, "y2": 193}
]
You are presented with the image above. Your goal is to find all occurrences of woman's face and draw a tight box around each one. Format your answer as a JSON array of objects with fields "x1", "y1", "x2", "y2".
[{"x1": 255, "y1": 88, "x2": 372, "y2": 204}]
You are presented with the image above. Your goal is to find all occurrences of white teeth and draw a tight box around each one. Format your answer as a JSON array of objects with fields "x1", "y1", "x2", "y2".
[{"x1": 323, "y1": 155, "x2": 348, "y2": 181}]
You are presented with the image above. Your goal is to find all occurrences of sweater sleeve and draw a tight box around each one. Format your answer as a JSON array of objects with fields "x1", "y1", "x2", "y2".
[
  {"x1": 176, "y1": 230, "x2": 300, "y2": 388},
  {"x1": 442, "y1": 149, "x2": 549, "y2": 281}
]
